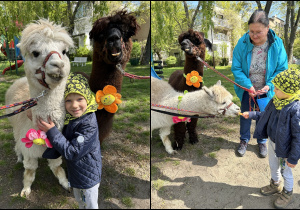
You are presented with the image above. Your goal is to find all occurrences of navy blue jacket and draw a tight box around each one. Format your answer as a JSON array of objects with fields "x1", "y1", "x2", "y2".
[
  {"x1": 42, "y1": 112, "x2": 102, "y2": 189},
  {"x1": 249, "y1": 99, "x2": 300, "y2": 165}
]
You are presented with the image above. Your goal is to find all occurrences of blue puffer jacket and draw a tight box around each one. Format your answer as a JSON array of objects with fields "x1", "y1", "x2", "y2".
[
  {"x1": 250, "y1": 99, "x2": 300, "y2": 165},
  {"x1": 231, "y1": 29, "x2": 288, "y2": 101},
  {"x1": 43, "y1": 112, "x2": 102, "y2": 189}
]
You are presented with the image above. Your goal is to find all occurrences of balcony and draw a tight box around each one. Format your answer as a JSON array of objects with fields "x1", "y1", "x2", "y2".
[{"x1": 212, "y1": 17, "x2": 232, "y2": 30}]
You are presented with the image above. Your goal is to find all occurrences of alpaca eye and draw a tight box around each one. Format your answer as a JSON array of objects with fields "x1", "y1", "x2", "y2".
[
  {"x1": 62, "y1": 50, "x2": 66, "y2": 55},
  {"x1": 32, "y1": 51, "x2": 40, "y2": 57}
]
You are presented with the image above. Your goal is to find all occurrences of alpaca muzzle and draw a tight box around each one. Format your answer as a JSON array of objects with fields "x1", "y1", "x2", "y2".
[{"x1": 35, "y1": 51, "x2": 62, "y2": 89}]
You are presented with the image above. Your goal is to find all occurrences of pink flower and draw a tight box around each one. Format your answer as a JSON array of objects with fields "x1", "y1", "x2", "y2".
[
  {"x1": 21, "y1": 129, "x2": 52, "y2": 148},
  {"x1": 172, "y1": 116, "x2": 191, "y2": 124}
]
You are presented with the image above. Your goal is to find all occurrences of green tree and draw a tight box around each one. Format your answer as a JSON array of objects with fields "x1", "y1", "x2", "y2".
[
  {"x1": 0, "y1": 1, "x2": 110, "y2": 41},
  {"x1": 151, "y1": 1, "x2": 186, "y2": 60},
  {"x1": 220, "y1": 41, "x2": 228, "y2": 58},
  {"x1": 184, "y1": 1, "x2": 215, "y2": 35}
]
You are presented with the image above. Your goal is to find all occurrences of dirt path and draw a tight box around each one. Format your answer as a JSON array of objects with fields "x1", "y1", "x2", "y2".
[{"x1": 151, "y1": 118, "x2": 300, "y2": 209}]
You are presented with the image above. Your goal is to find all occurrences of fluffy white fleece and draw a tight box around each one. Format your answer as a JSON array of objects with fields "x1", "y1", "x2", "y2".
[
  {"x1": 151, "y1": 77, "x2": 240, "y2": 154},
  {"x1": 5, "y1": 19, "x2": 74, "y2": 197}
]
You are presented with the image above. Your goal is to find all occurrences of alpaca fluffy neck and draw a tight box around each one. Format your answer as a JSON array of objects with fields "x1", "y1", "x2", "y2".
[
  {"x1": 89, "y1": 57, "x2": 124, "y2": 94},
  {"x1": 163, "y1": 89, "x2": 211, "y2": 115},
  {"x1": 184, "y1": 56, "x2": 203, "y2": 76},
  {"x1": 29, "y1": 78, "x2": 67, "y2": 131}
]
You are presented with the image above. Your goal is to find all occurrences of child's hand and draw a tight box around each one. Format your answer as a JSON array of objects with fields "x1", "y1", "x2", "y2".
[
  {"x1": 287, "y1": 161, "x2": 296, "y2": 168},
  {"x1": 239, "y1": 112, "x2": 249, "y2": 119},
  {"x1": 257, "y1": 85, "x2": 270, "y2": 95},
  {"x1": 37, "y1": 117, "x2": 55, "y2": 132}
]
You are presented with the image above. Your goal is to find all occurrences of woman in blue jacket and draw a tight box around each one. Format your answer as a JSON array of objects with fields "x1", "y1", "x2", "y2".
[
  {"x1": 37, "y1": 73, "x2": 102, "y2": 209},
  {"x1": 231, "y1": 9, "x2": 288, "y2": 157},
  {"x1": 241, "y1": 69, "x2": 300, "y2": 209}
]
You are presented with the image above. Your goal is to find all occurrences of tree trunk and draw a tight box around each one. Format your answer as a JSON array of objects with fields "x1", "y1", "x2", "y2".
[
  {"x1": 67, "y1": 1, "x2": 82, "y2": 35},
  {"x1": 284, "y1": 1, "x2": 300, "y2": 63},
  {"x1": 264, "y1": 1, "x2": 272, "y2": 16},
  {"x1": 140, "y1": 28, "x2": 150, "y2": 65}
]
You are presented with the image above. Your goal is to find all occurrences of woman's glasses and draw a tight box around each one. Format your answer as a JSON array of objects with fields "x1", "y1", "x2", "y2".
[{"x1": 249, "y1": 31, "x2": 263, "y2": 36}]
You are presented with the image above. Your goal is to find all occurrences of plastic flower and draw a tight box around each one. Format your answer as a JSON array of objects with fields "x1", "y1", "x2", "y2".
[
  {"x1": 186, "y1": 71, "x2": 203, "y2": 88},
  {"x1": 172, "y1": 116, "x2": 191, "y2": 124},
  {"x1": 95, "y1": 85, "x2": 122, "y2": 113},
  {"x1": 21, "y1": 129, "x2": 52, "y2": 148}
]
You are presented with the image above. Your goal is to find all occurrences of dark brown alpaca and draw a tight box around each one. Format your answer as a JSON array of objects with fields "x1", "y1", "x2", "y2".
[
  {"x1": 168, "y1": 29, "x2": 212, "y2": 150},
  {"x1": 89, "y1": 10, "x2": 140, "y2": 144}
]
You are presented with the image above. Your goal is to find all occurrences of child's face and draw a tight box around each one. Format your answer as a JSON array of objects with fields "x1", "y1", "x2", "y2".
[
  {"x1": 274, "y1": 86, "x2": 292, "y2": 100},
  {"x1": 65, "y1": 93, "x2": 87, "y2": 118}
]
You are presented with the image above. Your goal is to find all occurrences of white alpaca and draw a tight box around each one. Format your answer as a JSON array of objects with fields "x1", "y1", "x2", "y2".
[
  {"x1": 151, "y1": 77, "x2": 241, "y2": 154},
  {"x1": 5, "y1": 19, "x2": 74, "y2": 197}
]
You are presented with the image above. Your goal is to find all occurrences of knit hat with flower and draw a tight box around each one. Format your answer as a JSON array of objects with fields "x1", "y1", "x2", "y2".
[
  {"x1": 271, "y1": 69, "x2": 300, "y2": 110},
  {"x1": 64, "y1": 72, "x2": 98, "y2": 124}
]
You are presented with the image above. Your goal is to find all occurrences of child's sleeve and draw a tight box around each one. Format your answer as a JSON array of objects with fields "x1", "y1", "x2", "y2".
[
  {"x1": 248, "y1": 111, "x2": 261, "y2": 121},
  {"x1": 288, "y1": 109, "x2": 300, "y2": 165},
  {"x1": 46, "y1": 121, "x2": 98, "y2": 161}
]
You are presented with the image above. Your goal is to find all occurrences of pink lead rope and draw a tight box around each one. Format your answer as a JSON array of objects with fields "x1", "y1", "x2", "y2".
[{"x1": 196, "y1": 56, "x2": 260, "y2": 111}]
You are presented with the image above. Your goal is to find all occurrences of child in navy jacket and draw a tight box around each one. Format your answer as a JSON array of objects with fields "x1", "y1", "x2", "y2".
[
  {"x1": 37, "y1": 73, "x2": 102, "y2": 209},
  {"x1": 241, "y1": 69, "x2": 300, "y2": 209}
]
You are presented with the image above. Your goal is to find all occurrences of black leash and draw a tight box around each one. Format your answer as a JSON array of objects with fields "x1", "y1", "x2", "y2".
[{"x1": 151, "y1": 108, "x2": 216, "y2": 119}]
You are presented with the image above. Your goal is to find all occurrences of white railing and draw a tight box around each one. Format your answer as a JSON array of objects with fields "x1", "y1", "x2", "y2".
[{"x1": 213, "y1": 33, "x2": 229, "y2": 42}]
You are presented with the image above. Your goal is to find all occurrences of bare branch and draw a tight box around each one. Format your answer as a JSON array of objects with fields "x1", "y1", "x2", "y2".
[
  {"x1": 191, "y1": 1, "x2": 201, "y2": 29},
  {"x1": 183, "y1": 1, "x2": 191, "y2": 28},
  {"x1": 264, "y1": 1, "x2": 272, "y2": 16},
  {"x1": 256, "y1": 1, "x2": 262, "y2": 9}
]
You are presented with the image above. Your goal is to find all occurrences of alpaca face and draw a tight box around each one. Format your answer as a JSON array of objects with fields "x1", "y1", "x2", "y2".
[
  {"x1": 89, "y1": 10, "x2": 140, "y2": 65},
  {"x1": 104, "y1": 28, "x2": 123, "y2": 63},
  {"x1": 23, "y1": 39, "x2": 70, "y2": 89},
  {"x1": 178, "y1": 29, "x2": 211, "y2": 58},
  {"x1": 203, "y1": 81, "x2": 241, "y2": 117},
  {"x1": 17, "y1": 19, "x2": 73, "y2": 90}
]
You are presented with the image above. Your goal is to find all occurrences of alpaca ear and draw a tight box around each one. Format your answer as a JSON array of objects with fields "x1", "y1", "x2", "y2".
[
  {"x1": 216, "y1": 80, "x2": 222, "y2": 86},
  {"x1": 203, "y1": 86, "x2": 214, "y2": 98}
]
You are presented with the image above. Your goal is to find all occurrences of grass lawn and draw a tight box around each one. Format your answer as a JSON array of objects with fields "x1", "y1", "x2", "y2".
[{"x1": 0, "y1": 61, "x2": 150, "y2": 209}]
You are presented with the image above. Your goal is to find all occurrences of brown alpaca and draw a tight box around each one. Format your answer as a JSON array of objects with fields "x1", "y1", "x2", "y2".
[
  {"x1": 168, "y1": 29, "x2": 212, "y2": 150},
  {"x1": 89, "y1": 10, "x2": 140, "y2": 143}
]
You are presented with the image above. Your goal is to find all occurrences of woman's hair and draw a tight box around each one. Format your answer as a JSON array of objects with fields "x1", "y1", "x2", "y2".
[{"x1": 248, "y1": 9, "x2": 269, "y2": 27}]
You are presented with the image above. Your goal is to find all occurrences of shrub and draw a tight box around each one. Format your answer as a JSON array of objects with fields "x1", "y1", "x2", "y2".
[
  {"x1": 205, "y1": 52, "x2": 221, "y2": 66},
  {"x1": 220, "y1": 58, "x2": 229, "y2": 66},
  {"x1": 130, "y1": 42, "x2": 141, "y2": 58},
  {"x1": 75, "y1": 46, "x2": 93, "y2": 61},
  {"x1": 165, "y1": 56, "x2": 177, "y2": 66}
]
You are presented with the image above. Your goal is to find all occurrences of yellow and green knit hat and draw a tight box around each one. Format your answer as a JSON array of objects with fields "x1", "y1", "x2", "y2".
[
  {"x1": 64, "y1": 72, "x2": 98, "y2": 125},
  {"x1": 272, "y1": 69, "x2": 300, "y2": 95}
]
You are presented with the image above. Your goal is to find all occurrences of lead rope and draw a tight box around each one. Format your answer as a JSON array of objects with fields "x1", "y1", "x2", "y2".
[
  {"x1": 116, "y1": 64, "x2": 150, "y2": 83},
  {"x1": 0, "y1": 90, "x2": 48, "y2": 120},
  {"x1": 196, "y1": 56, "x2": 260, "y2": 111}
]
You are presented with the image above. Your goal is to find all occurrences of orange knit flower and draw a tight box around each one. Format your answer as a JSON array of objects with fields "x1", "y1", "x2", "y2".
[
  {"x1": 186, "y1": 70, "x2": 203, "y2": 88},
  {"x1": 96, "y1": 85, "x2": 122, "y2": 113}
]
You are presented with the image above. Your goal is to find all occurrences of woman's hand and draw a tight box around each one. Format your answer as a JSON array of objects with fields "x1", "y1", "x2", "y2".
[
  {"x1": 37, "y1": 117, "x2": 55, "y2": 132},
  {"x1": 257, "y1": 85, "x2": 270, "y2": 95},
  {"x1": 249, "y1": 86, "x2": 257, "y2": 97}
]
